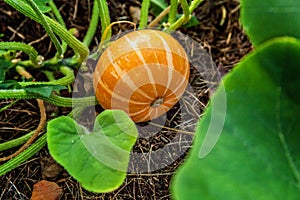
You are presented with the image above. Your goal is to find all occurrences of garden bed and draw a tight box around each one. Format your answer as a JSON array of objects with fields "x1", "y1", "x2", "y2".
[{"x1": 0, "y1": 0, "x2": 251, "y2": 199}]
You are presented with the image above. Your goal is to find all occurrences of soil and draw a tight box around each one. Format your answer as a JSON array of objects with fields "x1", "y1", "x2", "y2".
[{"x1": 0, "y1": 0, "x2": 252, "y2": 199}]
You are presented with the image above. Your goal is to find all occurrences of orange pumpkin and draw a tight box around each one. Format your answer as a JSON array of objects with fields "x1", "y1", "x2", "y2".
[{"x1": 93, "y1": 29, "x2": 190, "y2": 122}]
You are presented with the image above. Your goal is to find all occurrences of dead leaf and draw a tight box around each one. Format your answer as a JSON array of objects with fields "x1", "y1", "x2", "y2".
[
  {"x1": 40, "y1": 156, "x2": 63, "y2": 180},
  {"x1": 31, "y1": 180, "x2": 62, "y2": 200},
  {"x1": 129, "y1": 6, "x2": 141, "y2": 24}
]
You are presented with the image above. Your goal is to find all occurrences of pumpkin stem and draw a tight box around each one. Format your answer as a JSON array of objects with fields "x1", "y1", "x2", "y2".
[{"x1": 151, "y1": 97, "x2": 164, "y2": 108}]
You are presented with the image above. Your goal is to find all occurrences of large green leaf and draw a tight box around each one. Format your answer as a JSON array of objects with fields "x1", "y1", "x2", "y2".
[
  {"x1": 171, "y1": 37, "x2": 300, "y2": 199},
  {"x1": 47, "y1": 110, "x2": 138, "y2": 193},
  {"x1": 241, "y1": 0, "x2": 300, "y2": 47}
]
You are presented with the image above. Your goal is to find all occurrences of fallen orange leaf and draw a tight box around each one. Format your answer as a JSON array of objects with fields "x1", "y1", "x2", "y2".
[{"x1": 31, "y1": 180, "x2": 62, "y2": 200}]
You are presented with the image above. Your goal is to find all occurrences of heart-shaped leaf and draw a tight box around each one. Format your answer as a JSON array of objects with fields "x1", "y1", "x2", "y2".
[
  {"x1": 171, "y1": 37, "x2": 300, "y2": 199},
  {"x1": 47, "y1": 110, "x2": 138, "y2": 193},
  {"x1": 241, "y1": 0, "x2": 300, "y2": 47}
]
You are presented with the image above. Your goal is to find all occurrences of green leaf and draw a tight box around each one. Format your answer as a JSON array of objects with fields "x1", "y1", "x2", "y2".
[
  {"x1": 171, "y1": 37, "x2": 300, "y2": 199},
  {"x1": 0, "y1": 50, "x2": 15, "y2": 60},
  {"x1": 241, "y1": 0, "x2": 300, "y2": 47},
  {"x1": 0, "y1": 80, "x2": 21, "y2": 89},
  {"x1": 24, "y1": 84, "x2": 66, "y2": 97},
  {"x1": 0, "y1": 58, "x2": 13, "y2": 81},
  {"x1": 0, "y1": 50, "x2": 8, "y2": 56},
  {"x1": 150, "y1": 0, "x2": 168, "y2": 16},
  {"x1": 33, "y1": 0, "x2": 51, "y2": 13},
  {"x1": 47, "y1": 110, "x2": 138, "y2": 193},
  {"x1": 11, "y1": 0, "x2": 50, "y2": 13}
]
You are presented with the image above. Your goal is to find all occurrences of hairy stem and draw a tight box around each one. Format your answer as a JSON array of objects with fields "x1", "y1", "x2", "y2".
[
  {"x1": 139, "y1": 0, "x2": 151, "y2": 29},
  {"x1": 0, "y1": 90, "x2": 97, "y2": 107},
  {"x1": 23, "y1": 0, "x2": 63, "y2": 58},
  {"x1": 48, "y1": 0, "x2": 68, "y2": 54},
  {"x1": 83, "y1": 0, "x2": 99, "y2": 47},
  {"x1": 0, "y1": 42, "x2": 39, "y2": 65},
  {"x1": 168, "y1": 0, "x2": 204, "y2": 30},
  {"x1": 48, "y1": 0, "x2": 66, "y2": 28},
  {"x1": 4, "y1": 0, "x2": 89, "y2": 64},
  {"x1": 17, "y1": 66, "x2": 75, "y2": 87},
  {"x1": 168, "y1": 0, "x2": 178, "y2": 24},
  {"x1": 96, "y1": 0, "x2": 111, "y2": 41},
  {"x1": 0, "y1": 99, "x2": 46, "y2": 162},
  {"x1": 0, "y1": 131, "x2": 34, "y2": 152},
  {"x1": 0, "y1": 134, "x2": 47, "y2": 176}
]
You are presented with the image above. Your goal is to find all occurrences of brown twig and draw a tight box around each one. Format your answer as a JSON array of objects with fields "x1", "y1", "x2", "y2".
[
  {"x1": 0, "y1": 67, "x2": 47, "y2": 162},
  {"x1": 148, "y1": 6, "x2": 171, "y2": 28}
]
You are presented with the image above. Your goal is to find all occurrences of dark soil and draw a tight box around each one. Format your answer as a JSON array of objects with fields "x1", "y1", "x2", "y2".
[{"x1": 0, "y1": 0, "x2": 252, "y2": 199}]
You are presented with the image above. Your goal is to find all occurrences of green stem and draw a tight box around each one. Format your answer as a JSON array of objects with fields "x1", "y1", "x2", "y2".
[
  {"x1": 48, "y1": 0, "x2": 66, "y2": 28},
  {"x1": 168, "y1": 0, "x2": 178, "y2": 24},
  {"x1": 189, "y1": 0, "x2": 204, "y2": 12},
  {"x1": 18, "y1": 66, "x2": 74, "y2": 87},
  {"x1": 97, "y1": 0, "x2": 111, "y2": 41},
  {"x1": 43, "y1": 70, "x2": 56, "y2": 81},
  {"x1": 180, "y1": 0, "x2": 190, "y2": 20},
  {"x1": 44, "y1": 28, "x2": 80, "y2": 67},
  {"x1": 0, "y1": 99, "x2": 19, "y2": 112},
  {"x1": 0, "y1": 105, "x2": 86, "y2": 174},
  {"x1": 68, "y1": 106, "x2": 86, "y2": 118},
  {"x1": 48, "y1": 0, "x2": 68, "y2": 55},
  {"x1": 168, "y1": 0, "x2": 204, "y2": 30},
  {"x1": 83, "y1": 0, "x2": 99, "y2": 47},
  {"x1": 139, "y1": 0, "x2": 151, "y2": 29},
  {"x1": 4, "y1": 0, "x2": 89, "y2": 64},
  {"x1": 0, "y1": 131, "x2": 34, "y2": 152},
  {"x1": 0, "y1": 134, "x2": 47, "y2": 176},
  {"x1": 0, "y1": 42, "x2": 39, "y2": 65},
  {"x1": 23, "y1": 0, "x2": 63, "y2": 58},
  {"x1": 0, "y1": 90, "x2": 97, "y2": 107}
]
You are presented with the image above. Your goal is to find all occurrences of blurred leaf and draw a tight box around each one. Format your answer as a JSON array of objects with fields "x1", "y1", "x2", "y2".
[
  {"x1": 47, "y1": 110, "x2": 138, "y2": 193},
  {"x1": 241, "y1": 0, "x2": 300, "y2": 47},
  {"x1": 0, "y1": 49, "x2": 16, "y2": 60},
  {"x1": 0, "y1": 80, "x2": 21, "y2": 89},
  {"x1": 171, "y1": 37, "x2": 300, "y2": 199},
  {"x1": 0, "y1": 58, "x2": 13, "y2": 81},
  {"x1": 150, "y1": 0, "x2": 168, "y2": 16},
  {"x1": 0, "y1": 50, "x2": 7, "y2": 56}
]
